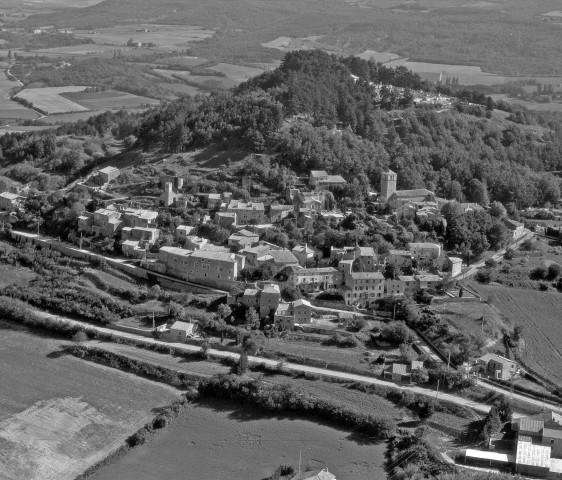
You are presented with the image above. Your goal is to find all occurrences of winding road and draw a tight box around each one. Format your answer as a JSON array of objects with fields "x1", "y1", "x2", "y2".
[{"x1": 15, "y1": 306, "x2": 556, "y2": 418}]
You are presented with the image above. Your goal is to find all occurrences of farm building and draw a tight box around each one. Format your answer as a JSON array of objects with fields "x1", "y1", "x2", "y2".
[
  {"x1": 383, "y1": 360, "x2": 424, "y2": 382},
  {"x1": 0, "y1": 192, "x2": 25, "y2": 212},
  {"x1": 478, "y1": 353, "x2": 518, "y2": 380},
  {"x1": 166, "y1": 321, "x2": 196, "y2": 342},
  {"x1": 96, "y1": 166, "x2": 120, "y2": 185},
  {"x1": 291, "y1": 469, "x2": 336, "y2": 480}
]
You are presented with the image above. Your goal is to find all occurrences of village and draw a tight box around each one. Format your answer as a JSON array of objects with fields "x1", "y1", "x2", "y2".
[{"x1": 2, "y1": 155, "x2": 561, "y2": 480}]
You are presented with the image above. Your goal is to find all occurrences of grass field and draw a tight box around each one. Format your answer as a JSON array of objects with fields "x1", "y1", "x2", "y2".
[
  {"x1": 471, "y1": 285, "x2": 562, "y2": 387},
  {"x1": 15, "y1": 86, "x2": 89, "y2": 114},
  {"x1": 73, "y1": 24, "x2": 214, "y2": 48},
  {"x1": 0, "y1": 323, "x2": 181, "y2": 480},
  {"x1": 208, "y1": 63, "x2": 264, "y2": 83},
  {"x1": 490, "y1": 94, "x2": 562, "y2": 112},
  {"x1": 30, "y1": 44, "x2": 133, "y2": 56},
  {"x1": 431, "y1": 301, "x2": 509, "y2": 346},
  {"x1": 88, "y1": 399, "x2": 387, "y2": 480},
  {"x1": 264, "y1": 337, "x2": 400, "y2": 374},
  {"x1": 0, "y1": 265, "x2": 36, "y2": 289},
  {"x1": 0, "y1": 70, "x2": 38, "y2": 122},
  {"x1": 61, "y1": 89, "x2": 160, "y2": 110}
]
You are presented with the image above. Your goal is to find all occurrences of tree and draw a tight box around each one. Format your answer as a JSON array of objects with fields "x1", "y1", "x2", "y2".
[
  {"x1": 245, "y1": 307, "x2": 260, "y2": 330},
  {"x1": 237, "y1": 349, "x2": 249, "y2": 375},
  {"x1": 72, "y1": 330, "x2": 88, "y2": 343},
  {"x1": 411, "y1": 367, "x2": 429, "y2": 384},
  {"x1": 417, "y1": 400, "x2": 435, "y2": 420},
  {"x1": 217, "y1": 304, "x2": 232, "y2": 321},
  {"x1": 481, "y1": 407, "x2": 502, "y2": 440},
  {"x1": 467, "y1": 179, "x2": 490, "y2": 207},
  {"x1": 489, "y1": 201, "x2": 507, "y2": 219}
]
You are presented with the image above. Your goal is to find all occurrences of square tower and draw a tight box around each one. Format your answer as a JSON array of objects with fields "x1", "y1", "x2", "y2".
[{"x1": 381, "y1": 170, "x2": 397, "y2": 201}]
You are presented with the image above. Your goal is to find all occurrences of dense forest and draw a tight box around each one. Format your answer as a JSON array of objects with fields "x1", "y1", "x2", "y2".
[{"x1": 1, "y1": 50, "x2": 561, "y2": 210}]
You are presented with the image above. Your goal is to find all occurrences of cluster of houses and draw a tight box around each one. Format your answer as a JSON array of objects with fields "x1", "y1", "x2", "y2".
[{"x1": 464, "y1": 410, "x2": 562, "y2": 478}]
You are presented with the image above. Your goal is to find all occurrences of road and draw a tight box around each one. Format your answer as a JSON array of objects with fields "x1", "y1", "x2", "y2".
[
  {"x1": 19, "y1": 307, "x2": 556, "y2": 418},
  {"x1": 455, "y1": 230, "x2": 533, "y2": 280}
]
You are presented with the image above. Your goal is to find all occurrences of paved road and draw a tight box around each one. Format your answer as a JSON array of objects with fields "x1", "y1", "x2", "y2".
[
  {"x1": 455, "y1": 230, "x2": 533, "y2": 280},
  {"x1": 21, "y1": 307, "x2": 555, "y2": 418}
]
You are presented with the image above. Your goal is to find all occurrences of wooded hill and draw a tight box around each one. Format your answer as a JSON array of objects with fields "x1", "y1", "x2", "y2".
[{"x1": 1, "y1": 51, "x2": 561, "y2": 209}]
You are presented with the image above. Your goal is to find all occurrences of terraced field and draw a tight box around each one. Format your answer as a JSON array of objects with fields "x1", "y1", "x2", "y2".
[
  {"x1": 472, "y1": 285, "x2": 562, "y2": 386},
  {"x1": 0, "y1": 323, "x2": 181, "y2": 480}
]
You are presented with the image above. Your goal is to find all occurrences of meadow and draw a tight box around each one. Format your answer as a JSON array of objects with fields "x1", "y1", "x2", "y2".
[
  {"x1": 0, "y1": 323, "x2": 181, "y2": 480},
  {"x1": 61, "y1": 89, "x2": 160, "y2": 110},
  {"x1": 15, "y1": 86, "x2": 89, "y2": 114},
  {"x1": 88, "y1": 400, "x2": 387, "y2": 480},
  {"x1": 471, "y1": 284, "x2": 562, "y2": 387},
  {"x1": 0, "y1": 68, "x2": 38, "y2": 123}
]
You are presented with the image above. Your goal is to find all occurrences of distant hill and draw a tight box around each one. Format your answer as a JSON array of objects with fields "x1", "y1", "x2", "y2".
[{"x1": 20, "y1": 0, "x2": 562, "y2": 76}]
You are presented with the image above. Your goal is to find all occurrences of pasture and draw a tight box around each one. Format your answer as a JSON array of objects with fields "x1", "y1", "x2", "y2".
[
  {"x1": 490, "y1": 94, "x2": 562, "y2": 112},
  {"x1": 0, "y1": 323, "x2": 181, "y2": 480},
  {"x1": 30, "y1": 44, "x2": 132, "y2": 56},
  {"x1": 0, "y1": 70, "x2": 38, "y2": 122},
  {"x1": 73, "y1": 24, "x2": 214, "y2": 49},
  {"x1": 431, "y1": 301, "x2": 508, "y2": 345},
  {"x1": 208, "y1": 63, "x2": 264, "y2": 83},
  {"x1": 61, "y1": 89, "x2": 160, "y2": 110},
  {"x1": 472, "y1": 285, "x2": 562, "y2": 387},
  {"x1": 89, "y1": 400, "x2": 387, "y2": 480},
  {"x1": 15, "y1": 86, "x2": 89, "y2": 114}
]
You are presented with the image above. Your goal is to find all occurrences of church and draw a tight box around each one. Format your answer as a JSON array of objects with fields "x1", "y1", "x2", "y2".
[{"x1": 380, "y1": 170, "x2": 439, "y2": 211}]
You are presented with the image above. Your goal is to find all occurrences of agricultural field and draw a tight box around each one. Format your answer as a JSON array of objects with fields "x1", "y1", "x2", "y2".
[
  {"x1": 73, "y1": 24, "x2": 215, "y2": 49},
  {"x1": 208, "y1": 63, "x2": 264, "y2": 83},
  {"x1": 490, "y1": 94, "x2": 562, "y2": 112},
  {"x1": 471, "y1": 285, "x2": 562, "y2": 387},
  {"x1": 29, "y1": 44, "x2": 133, "y2": 56},
  {"x1": 89, "y1": 400, "x2": 387, "y2": 480},
  {"x1": 264, "y1": 336, "x2": 401, "y2": 374},
  {"x1": 0, "y1": 69, "x2": 38, "y2": 123},
  {"x1": 15, "y1": 86, "x2": 89, "y2": 114},
  {"x1": 431, "y1": 301, "x2": 508, "y2": 346},
  {"x1": 61, "y1": 89, "x2": 160, "y2": 110},
  {"x1": 0, "y1": 323, "x2": 181, "y2": 480},
  {"x1": 0, "y1": 264, "x2": 36, "y2": 289}
]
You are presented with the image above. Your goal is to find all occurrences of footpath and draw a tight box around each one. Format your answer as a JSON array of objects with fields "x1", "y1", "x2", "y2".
[{"x1": 23, "y1": 307, "x2": 559, "y2": 418}]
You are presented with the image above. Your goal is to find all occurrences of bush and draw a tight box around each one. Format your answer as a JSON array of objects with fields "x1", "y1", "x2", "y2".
[
  {"x1": 548, "y1": 263, "x2": 562, "y2": 280},
  {"x1": 531, "y1": 265, "x2": 548, "y2": 280}
]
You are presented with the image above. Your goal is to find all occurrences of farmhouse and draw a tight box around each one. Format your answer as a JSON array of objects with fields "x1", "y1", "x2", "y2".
[
  {"x1": 286, "y1": 266, "x2": 340, "y2": 290},
  {"x1": 309, "y1": 170, "x2": 347, "y2": 190},
  {"x1": 383, "y1": 360, "x2": 424, "y2": 382},
  {"x1": 503, "y1": 218, "x2": 525, "y2": 239},
  {"x1": 512, "y1": 411, "x2": 562, "y2": 477},
  {"x1": 96, "y1": 166, "x2": 120, "y2": 185},
  {"x1": 274, "y1": 299, "x2": 313, "y2": 330},
  {"x1": 224, "y1": 200, "x2": 266, "y2": 224},
  {"x1": 291, "y1": 469, "x2": 336, "y2": 480},
  {"x1": 167, "y1": 321, "x2": 196, "y2": 342},
  {"x1": 478, "y1": 353, "x2": 518, "y2": 380},
  {"x1": 0, "y1": 192, "x2": 24, "y2": 212}
]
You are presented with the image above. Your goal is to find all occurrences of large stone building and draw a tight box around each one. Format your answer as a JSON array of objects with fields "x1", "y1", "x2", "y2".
[
  {"x1": 224, "y1": 200, "x2": 266, "y2": 224},
  {"x1": 309, "y1": 170, "x2": 347, "y2": 190},
  {"x1": 274, "y1": 299, "x2": 313, "y2": 330},
  {"x1": 380, "y1": 169, "x2": 435, "y2": 210},
  {"x1": 142, "y1": 246, "x2": 245, "y2": 290}
]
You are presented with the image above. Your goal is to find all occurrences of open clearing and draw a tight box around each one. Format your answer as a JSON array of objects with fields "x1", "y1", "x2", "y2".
[
  {"x1": 61, "y1": 89, "x2": 159, "y2": 110},
  {"x1": 431, "y1": 301, "x2": 508, "y2": 343},
  {"x1": 490, "y1": 94, "x2": 562, "y2": 112},
  {"x1": 0, "y1": 69, "x2": 38, "y2": 122},
  {"x1": 29, "y1": 44, "x2": 133, "y2": 56},
  {"x1": 15, "y1": 86, "x2": 89, "y2": 114},
  {"x1": 208, "y1": 63, "x2": 264, "y2": 83},
  {"x1": 89, "y1": 399, "x2": 387, "y2": 480},
  {"x1": 471, "y1": 285, "x2": 562, "y2": 386},
  {"x1": 0, "y1": 323, "x2": 181, "y2": 480},
  {"x1": 73, "y1": 24, "x2": 214, "y2": 48}
]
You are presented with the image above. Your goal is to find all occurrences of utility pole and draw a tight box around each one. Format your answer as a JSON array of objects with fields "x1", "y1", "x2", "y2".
[
  {"x1": 447, "y1": 352, "x2": 451, "y2": 369},
  {"x1": 298, "y1": 450, "x2": 302, "y2": 474},
  {"x1": 435, "y1": 379, "x2": 440, "y2": 399},
  {"x1": 80, "y1": 231, "x2": 83, "y2": 251}
]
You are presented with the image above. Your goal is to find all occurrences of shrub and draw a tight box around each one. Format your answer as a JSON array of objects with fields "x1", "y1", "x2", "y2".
[
  {"x1": 531, "y1": 265, "x2": 548, "y2": 280},
  {"x1": 548, "y1": 263, "x2": 562, "y2": 280}
]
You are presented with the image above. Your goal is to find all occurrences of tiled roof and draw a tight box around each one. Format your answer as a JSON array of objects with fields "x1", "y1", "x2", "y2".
[
  {"x1": 391, "y1": 189, "x2": 432, "y2": 198},
  {"x1": 296, "y1": 267, "x2": 338, "y2": 275},
  {"x1": 479, "y1": 353, "x2": 517, "y2": 366},
  {"x1": 267, "y1": 250, "x2": 299, "y2": 264},
  {"x1": 516, "y1": 438, "x2": 551, "y2": 468},
  {"x1": 350, "y1": 272, "x2": 384, "y2": 280},
  {"x1": 191, "y1": 250, "x2": 236, "y2": 262}
]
